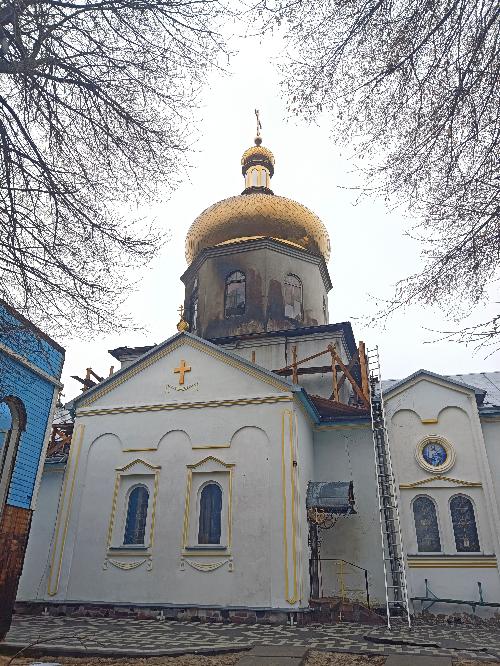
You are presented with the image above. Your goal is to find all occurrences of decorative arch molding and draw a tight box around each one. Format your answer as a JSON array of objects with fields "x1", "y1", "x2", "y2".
[
  {"x1": 400, "y1": 475, "x2": 482, "y2": 489},
  {"x1": 390, "y1": 407, "x2": 421, "y2": 423},
  {"x1": 88, "y1": 432, "x2": 122, "y2": 455},
  {"x1": 230, "y1": 424, "x2": 270, "y2": 448},
  {"x1": 182, "y1": 455, "x2": 234, "y2": 558},
  {"x1": 157, "y1": 429, "x2": 191, "y2": 452},
  {"x1": 436, "y1": 404, "x2": 472, "y2": 422},
  {"x1": 104, "y1": 457, "x2": 160, "y2": 570}
]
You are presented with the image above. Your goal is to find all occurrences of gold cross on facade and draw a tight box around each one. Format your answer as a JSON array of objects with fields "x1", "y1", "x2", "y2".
[{"x1": 174, "y1": 359, "x2": 191, "y2": 385}]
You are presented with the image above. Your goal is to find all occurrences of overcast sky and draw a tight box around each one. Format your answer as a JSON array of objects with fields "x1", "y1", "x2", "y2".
[{"x1": 59, "y1": 32, "x2": 499, "y2": 401}]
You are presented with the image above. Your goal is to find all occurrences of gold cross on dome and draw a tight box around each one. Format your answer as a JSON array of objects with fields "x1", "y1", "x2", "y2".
[
  {"x1": 255, "y1": 108, "x2": 262, "y2": 137},
  {"x1": 174, "y1": 359, "x2": 191, "y2": 385}
]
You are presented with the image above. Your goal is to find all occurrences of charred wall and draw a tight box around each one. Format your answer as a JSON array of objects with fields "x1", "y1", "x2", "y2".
[{"x1": 181, "y1": 238, "x2": 332, "y2": 340}]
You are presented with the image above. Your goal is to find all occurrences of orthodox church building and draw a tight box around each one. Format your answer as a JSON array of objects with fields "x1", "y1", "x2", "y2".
[{"x1": 16, "y1": 130, "x2": 500, "y2": 625}]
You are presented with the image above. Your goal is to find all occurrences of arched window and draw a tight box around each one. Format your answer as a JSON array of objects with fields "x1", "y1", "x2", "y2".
[
  {"x1": 450, "y1": 495, "x2": 480, "y2": 552},
  {"x1": 251, "y1": 169, "x2": 259, "y2": 187},
  {"x1": 225, "y1": 271, "x2": 246, "y2": 317},
  {"x1": 124, "y1": 485, "x2": 149, "y2": 545},
  {"x1": 259, "y1": 168, "x2": 268, "y2": 188},
  {"x1": 413, "y1": 495, "x2": 441, "y2": 552},
  {"x1": 0, "y1": 397, "x2": 26, "y2": 518},
  {"x1": 284, "y1": 274, "x2": 303, "y2": 320},
  {"x1": 190, "y1": 278, "x2": 199, "y2": 333},
  {"x1": 198, "y1": 483, "x2": 222, "y2": 544}
]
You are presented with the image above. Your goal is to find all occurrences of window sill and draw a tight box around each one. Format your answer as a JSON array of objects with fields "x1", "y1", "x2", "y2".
[
  {"x1": 185, "y1": 545, "x2": 227, "y2": 551},
  {"x1": 108, "y1": 546, "x2": 150, "y2": 555},
  {"x1": 409, "y1": 553, "x2": 492, "y2": 557},
  {"x1": 182, "y1": 546, "x2": 230, "y2": 557}
]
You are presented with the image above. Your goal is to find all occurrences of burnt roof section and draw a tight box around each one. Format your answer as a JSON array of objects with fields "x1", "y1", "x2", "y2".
[
  {"x1": 210, "y1": 322, "x2": 357, "y2": 359},
  {"x1": 108, "y1": 345, "x2": 156, "y2": 361},
  {"x1": 0, "y1": 298, "x2": 65, "y2": 354},
  {"x1": 309, "y1": 394, "x2": 369, "y2": 418}
]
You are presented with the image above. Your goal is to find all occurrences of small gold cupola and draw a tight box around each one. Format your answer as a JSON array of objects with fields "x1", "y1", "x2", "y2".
[{"x1": 241, "y1": 109, "x2": 275, "y2": 194}]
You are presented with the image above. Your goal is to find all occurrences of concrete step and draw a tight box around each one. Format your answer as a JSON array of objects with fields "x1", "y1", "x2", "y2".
[
  {"x1": 237, "y1": 644, "x2": 308, "y2": 665},
  {"x1": 385, "y1": 656, "x2": 452, "y2": 665}
]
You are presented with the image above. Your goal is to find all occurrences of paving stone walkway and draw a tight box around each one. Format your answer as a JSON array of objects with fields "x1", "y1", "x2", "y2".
[{"x1": 2, "y1": 615, "x2": 500, "y2": 661}]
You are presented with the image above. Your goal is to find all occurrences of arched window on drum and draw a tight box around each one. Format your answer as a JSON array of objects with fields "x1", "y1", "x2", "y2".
[
  {"x1": 450, "y1": 494, "x2": 480, "y2": 552},
  {"x1": 225, "y1": 271, "x2": 246, "y2": 317},
  {"x1": 198, "y1": 483, "x2": 222, "y2": 544},
  {"x1": 284, "y1": 274, "x2": 303, "y2": 321},
  {"x1": 412, "y1": 495, "x2": 441, "y2": 552},
  {"x1": 190, "y1": 277, "x2": 199, "y2": 333},
  {"x1": 123, "y1": 485, "x2": 149, "y2": 545}
]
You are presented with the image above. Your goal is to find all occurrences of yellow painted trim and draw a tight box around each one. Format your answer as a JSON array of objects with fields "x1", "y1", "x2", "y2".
[
  {"x1": 47, "y1": 424, "x2": 85, "y2": 596},
  {"x1": 408, "y1": 556, "x2": 497, "y2": 568},
  {"x1": 77, "y1": 394, "x2": 292, "y2": 417},
  {"x1": 106, "y1": 549, "x2": 151, "y2": 557},
  {"x1": 79, "y1": 337, "x2": 291, "y2": 407},
  {"x1": 149, "y1": 470, "x2": 160, "y2": 550},
  {"x1": 182, "y1": 550, "x2": 231, "y2": 558},
  {"x1": 182, "y1": 470, "x2": 193, "y2": 550},
  {"x1": 185, "y1": 559, "x2": 229, "y2": 572},
  {"x1": 122, "y1": 447, "x2": 158, "y2": 452},
  {"x1": 281, "y1": 409, "x2": 299, "y2": 605},
  {"x1": 415, "y1": 435, "x2": 455, "y2": 474},
  {"x1": 228, "y1": 466, "x2": 233, "y2": 550},
  {"x1": 187, "y1": 455, "x2": 235, "y2": 469},
  {"x1": 107, "y1": 559, "x2": 147, "y2": 570},
  {"x1": 421, "y1": 418, "x2": 439, "y2": 424},
  {"x1": 116, "y1": 459, "x2": 161, "y2": 472},
  {"x1": 106, "y1": 473, "x2": 121, "y2": 548},
  {"x1": 182, "y1": 457, "x2": 233, "y2": 553},
  {"x1": 289, "y1": 410, "x2": 298, "y2": 604},
  {"x1": 192, "y1": 443, "x2": 230, "y2": 450},
  {"x1": 400, "y1": 476, "x2": 482, "y2": 489},
  {"x1": 281, "y1": 410, "x2": 289, "y2": 602},
  {"x1": 106, "y1": 461, "x2": 160, "y2": 553}
]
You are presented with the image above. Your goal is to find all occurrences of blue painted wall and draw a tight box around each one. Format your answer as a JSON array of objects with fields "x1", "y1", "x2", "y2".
[{"x1": 0, "y1": 303, "x2": 64, "y2": 509}]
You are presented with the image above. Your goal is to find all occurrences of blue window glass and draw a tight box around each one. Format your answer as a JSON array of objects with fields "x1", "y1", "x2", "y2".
[
  {"x1": 124, "y1": 486, "x2": 149, "y2": 545},
  {"x1": 198, "y1": 483, "x2": 222, "y2": 544},
  {"x1": 413, "y1": 496, "x2": 441, "y2": 552},
  {"x1": 450, "y1": 495, "x2": 480, "y2": 552},
  {"x1": 422, "y1": 440, "x2": 447, "y2": 467}
]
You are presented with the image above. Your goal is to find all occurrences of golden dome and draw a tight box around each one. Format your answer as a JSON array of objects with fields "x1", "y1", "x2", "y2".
[
  {"x1": 185, "y1": 193, "x2": 331, "y2": 264},
  {"x1": 241, "y1": 144, "x2": 275, "y2": 167}
]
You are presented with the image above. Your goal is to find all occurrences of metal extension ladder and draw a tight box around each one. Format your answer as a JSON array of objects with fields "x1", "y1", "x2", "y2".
[{"x1": 367, "y1": 346, "x2": 411, "y2": 629}]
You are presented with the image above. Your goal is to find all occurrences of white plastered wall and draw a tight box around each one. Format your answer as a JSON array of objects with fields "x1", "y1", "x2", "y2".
[
  {"x1": 312, "y1": 424, "x2": 386, "y2": 606},
  {"x1": 20, "y1": 340, "x2": 316, "y2": 611},
  {"x1": 385, "y1": 377, "x2": 500, "y2": 616}
]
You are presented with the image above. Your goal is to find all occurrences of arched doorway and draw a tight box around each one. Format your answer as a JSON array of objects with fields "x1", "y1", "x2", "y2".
[{"x1": 0, "y1": 396, "x2": 26, "y2": 519}]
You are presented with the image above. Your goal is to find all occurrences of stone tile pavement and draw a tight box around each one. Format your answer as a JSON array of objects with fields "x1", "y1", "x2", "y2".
[{"x1": 2, "y1": 615, "x2": 500, "y2": 661}]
